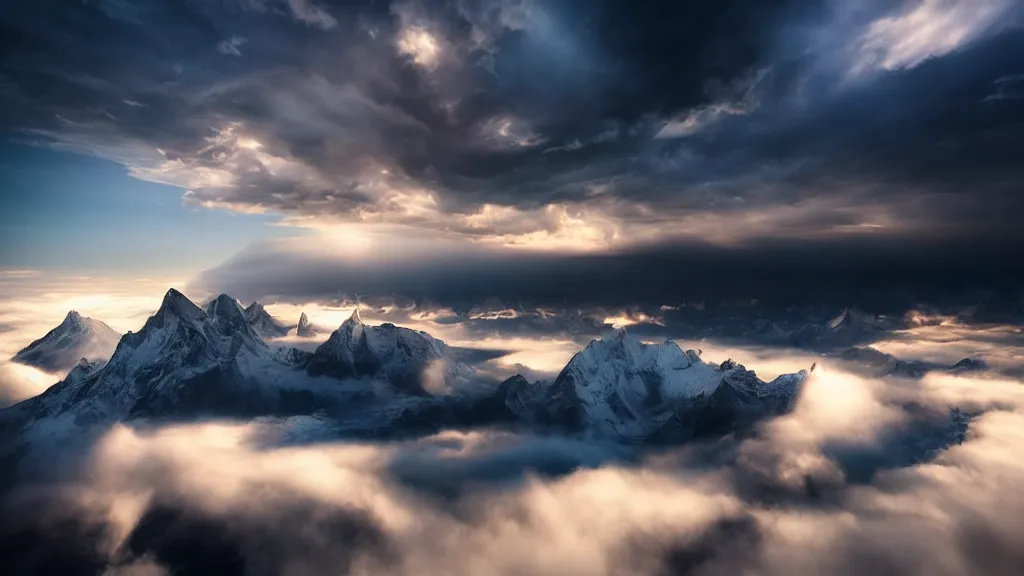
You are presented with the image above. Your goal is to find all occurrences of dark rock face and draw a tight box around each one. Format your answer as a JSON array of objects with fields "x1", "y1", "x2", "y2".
[
  {"x1": 790, "y1": 308, "x2": 894, "y2": 350},
  {"x1": 296, "y1": 312, "x2": 317, "y2": 337},
  {"x1": 243, "y1": 301, "x2": 290, "y2": 339},
  {"x1": 274, "y1": 346, "x2": 312, "y2": 367},
  {"x1": 542, "y1": 364, "x2": 587, "y2": 432},
  {"x1": 837, "y1": 346, "x2": 990, "y2": 379},
  {"x1": 306, "y1": 311, "x2": 449, "y2": 395},
  {"x1": 463, "y1": 374, "x2": 550, "y2": 425},
  {"x1": 951, "y1": 358, "x2": 987, "y2": 373},
  {"x1": 837, "y1": 346, "x2": 931, "y2": 378}
]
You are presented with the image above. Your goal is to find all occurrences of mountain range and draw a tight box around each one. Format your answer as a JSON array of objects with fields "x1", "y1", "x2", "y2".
[
  {"x1": 488, "y1": 336, "x2": 809, "y2": 443},
  {"x1": 1, "y1": 289, "x2": 819, "y2": 474}
]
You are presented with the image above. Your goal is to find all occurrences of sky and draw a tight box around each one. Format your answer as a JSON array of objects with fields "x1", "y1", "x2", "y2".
[
  {"x1": 0, "y1": 140, "x2": 292, "y2": 275},
  {"x1": 0, "y1": 0, "x2": 1023, "y2": 310}
]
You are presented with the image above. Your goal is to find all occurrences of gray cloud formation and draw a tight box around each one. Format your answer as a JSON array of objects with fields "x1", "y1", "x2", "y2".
[
  {"x1": 2, "y1": 0, "x2": 1023, "y2": 250},
  {"x1": 192, "y1": 231, "x2": 1024, "y2": 313}
]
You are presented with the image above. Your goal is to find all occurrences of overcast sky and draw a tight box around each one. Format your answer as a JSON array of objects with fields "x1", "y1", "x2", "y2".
[{"x1": 1, "y1": 0, "x2": 1022, "y2": 308}]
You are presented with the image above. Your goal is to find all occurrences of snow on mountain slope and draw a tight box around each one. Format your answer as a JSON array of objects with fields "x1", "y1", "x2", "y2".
[
  {"x1": 1, "y1": 294, "x2": 810, "y2": 456},
  {"x1": 243, "y1": 301, "x2": 290, "y2": 339},
  {"x1": 307, "y1": 309, "x2": 470, "y2": 395},
  {"x1": 10, "y1": 311, "x2": 121, "y2": 373},
  {"x1": 541, "y1": 330, "x2": 809, "y2": 441},
  {"x1": 28, "y1": 290, "x2": 314, "y2": 421}
]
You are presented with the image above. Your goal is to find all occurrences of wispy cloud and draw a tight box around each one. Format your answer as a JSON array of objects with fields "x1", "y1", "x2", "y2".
[
  {"x1": 216, "y1": 35, "x2": 247, "y2": 57},
  {"x1": 852, "y1": 0, "x2": 1014, "y2": 73}
]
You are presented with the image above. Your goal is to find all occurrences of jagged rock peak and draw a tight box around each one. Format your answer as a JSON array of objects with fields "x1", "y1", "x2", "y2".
[
  {"x1": 243, "y1": 301, "x2": 290, "y2": 339},
  {"x1": 205, "y1": 293, "x2": 245, "y2": 318},
  {"x1": 307, "y1": 310, "x2": 453, "y2": 394},
  {"x1": 499, "y1": 374, "x2": 530, "y2": 389},
  {"x1": 204, "y1": 294, "x2": 251, "y2": 336},
  {"x1": 296, "y1": 312, "x2": 317, "y2": 337},
  {"x1": 344, "y1": 307, "x2": 363, "y2": 326},
  {"x1": 156, "y1": 288, "x2": 204, "y2": 321},
  {"x1": 543, "y1": 330, "x2": 811, "y2": 441},
  {"x1": 62, "y1": 310, "x2": 84, "y2": 327}
]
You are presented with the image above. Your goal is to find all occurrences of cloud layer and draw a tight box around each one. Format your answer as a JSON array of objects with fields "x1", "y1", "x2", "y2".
[
  {"x1": 2, "y1": 0, "x2": 1023, "y2": 254},
  {"x1": 4, "y1": 357, "x2": 1024, "y2": 575}
]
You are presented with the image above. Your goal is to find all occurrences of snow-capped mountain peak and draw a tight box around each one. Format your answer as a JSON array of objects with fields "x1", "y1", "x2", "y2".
[
  {"x1": 11, "y1": 310, "x2": 121, "y2": 373},
  {"x1": 153, "y1": 288, "x2": 206, "y2": 326},
  {"x1": 31, "y1": 289, "x2": 303, "y2": 420},
  {"x1": 204, "y1": 293, "x2": 251, "y2": 337},
  {"x1": 61, "y1": 310, "x2": 84, "y2": 328},
  {"x1": 569, "y1": 330, "x2": 715, "y2": 400},
  {"x1": 244, "y1": 301, "x2": 290, "y2": 339},
  {"x1": 543, "y1": 330, "x2": 807, "y2": 441},
  {"x1": 343, "y1": 307, "x2": 362, "y2": 328},
  {"x1": 307, "y1": 309, "x2": 458, "y2": 395},
  {"x1": 205, "y1": 293, "x2": 242, "y2": 314}
]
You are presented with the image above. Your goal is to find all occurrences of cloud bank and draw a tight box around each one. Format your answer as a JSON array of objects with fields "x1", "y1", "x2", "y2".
[{"x1": 4, "y1": 358, "x2": 1024, "y2": 575}]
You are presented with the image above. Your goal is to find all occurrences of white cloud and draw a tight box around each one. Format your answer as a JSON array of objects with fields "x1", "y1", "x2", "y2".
[
  {"x1": 396, "y1": 27, "x2": 442, "y2": 69},
  {"x1": 984, "y1": 74, "x2": 1024, "y2": 102},
  {"x1": 240, "y1": 0, "x2": 337, "y2": 30},
  {"x1": 476, "y1": 115, "x2": 546, "y2": 149},
  {"x1": 14, "y1": 347, "x2": 1024, "y2": 575},
  {"x1": 656, "y1": 69, "x2": 769, "y2": 138},
  {"x1": 285, "y1": 0, "x2": 337, "y2": 30},
  {"x1": 215, "y1": 36, "x2": 247, "y2": 57},
  {"x1": 853, "y1": 0, "x2": 1013, "y2": 73},
  {"x1": 655, "y1": 102, "x2": 752, "y2": 138}
]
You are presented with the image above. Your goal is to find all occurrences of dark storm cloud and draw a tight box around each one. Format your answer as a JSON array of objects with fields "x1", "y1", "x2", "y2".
[
  {"x1": 193, "y1": 232, "x2": 1024, "y2": 314},
  {"x1": 3, "y1": 0, "x2": 1023, "y2": 248}
]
